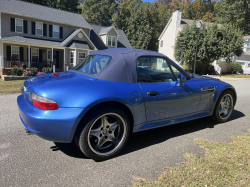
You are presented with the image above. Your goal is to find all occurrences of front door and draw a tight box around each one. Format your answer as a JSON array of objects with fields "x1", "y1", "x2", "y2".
[
  {"x1": 137, "y1": 56, "x2": 200, "y2": 122},
  {"x1": 53, "y1": 51, "x2": 59, "y2": 68}
]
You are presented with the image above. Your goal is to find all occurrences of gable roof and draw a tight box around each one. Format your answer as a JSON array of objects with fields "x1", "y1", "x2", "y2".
[
  {"x1": 158, "y1": 17, "x2": 172, "y2": 40},
  {"x1": 99, "y1": 26, "x2": 119, "y2": 36},
  {"x1": 61, "y1": 29, "x2": 96, "y2": 50},
  {"x1": 0, "y1": 0, "x2": 92, "y2": 29},
  {"x1": 89, "y1": 24, "x2": 132, "y2": 50}
]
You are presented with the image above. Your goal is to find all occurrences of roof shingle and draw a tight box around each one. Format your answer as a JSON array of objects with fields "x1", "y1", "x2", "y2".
[{"x1": 0, "y1": 0, "x2": 92, "y2": 29}]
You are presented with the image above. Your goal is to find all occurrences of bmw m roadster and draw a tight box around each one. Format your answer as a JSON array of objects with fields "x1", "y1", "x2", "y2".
[{"x1": 17, "y1": 48, "x2": 237, "y2": 160}]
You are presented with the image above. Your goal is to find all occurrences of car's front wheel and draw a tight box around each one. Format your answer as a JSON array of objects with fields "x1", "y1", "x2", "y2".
[
  {"x1": 212, "y1": 90, "x2": 235, "y2": 123},
  {"x1": 75, "y1": 107, "x2": 130, "y2": 161}
]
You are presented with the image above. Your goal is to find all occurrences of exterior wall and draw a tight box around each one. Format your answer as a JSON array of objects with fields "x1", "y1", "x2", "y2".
[
  {"x1": 100, "y1": 35, "x2": 106, "y2": 45},
  {"x1": 158, "y1": 18, "x2": 175, "y2": 59},
  {"x1": 65, "y1": 48, "x2": 89, "y2": 70},
  {"x1": 1, "y1": 13, "x2": 90, "y2": 41},
  {"x1": 107, "y1": 28, "x2": 117, "y2": 36},
  {"x1": 0, "y1": 43, "x2": 2, "y2": 68},
  {"x1": 158, "y1": 10, "x2": 182, "y2": 62}
]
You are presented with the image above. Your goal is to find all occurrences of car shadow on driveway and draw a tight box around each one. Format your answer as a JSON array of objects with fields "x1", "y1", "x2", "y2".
[{"x1": 51, "y1": 110, "x2": 244, "y2": 160}]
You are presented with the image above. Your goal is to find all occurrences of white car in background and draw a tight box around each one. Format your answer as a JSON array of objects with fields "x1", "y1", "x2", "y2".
[
  {"x1": 237, "y1": 62, "x2": 250, "y2": 74},
  {"x1": 243, "y1": 68, "x2": 250, "y2": 75}
]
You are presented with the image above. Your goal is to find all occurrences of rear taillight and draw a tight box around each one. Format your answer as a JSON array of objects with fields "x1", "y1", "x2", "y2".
[{"x1": 32, "y1": 93, "x2": 59, "y2": 110}]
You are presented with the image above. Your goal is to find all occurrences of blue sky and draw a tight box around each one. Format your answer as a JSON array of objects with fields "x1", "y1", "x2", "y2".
[{"x1": 143, "y1": 0, "x2": 155, "y2": 2}]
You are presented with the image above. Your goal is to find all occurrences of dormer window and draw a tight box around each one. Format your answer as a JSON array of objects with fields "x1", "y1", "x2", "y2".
[
  {"x1": 15, "y1": 18, "x2": 23, "y2": 33},
  {"x1": 36, "y1": 22, "x2": 43, "y2": 36},
  {"x1": 108, "y1": 36, "x2": 116, "y2": 47},
  {"x1": 53, "y1": 25, "x2": 59, "y2": 38}
]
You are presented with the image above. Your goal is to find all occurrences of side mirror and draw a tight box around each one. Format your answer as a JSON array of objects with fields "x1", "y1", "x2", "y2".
[{"x1": 178, "y1": 74, "x2": 186, "y2": 87}]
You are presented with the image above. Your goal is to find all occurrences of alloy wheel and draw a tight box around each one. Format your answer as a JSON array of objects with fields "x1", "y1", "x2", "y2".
[
  {"x1": 87, "y1": 113, "x2": 127, "y2": 156},
  {"x1": 219, "y1": 94, "x2": 233, "y2": 119}
]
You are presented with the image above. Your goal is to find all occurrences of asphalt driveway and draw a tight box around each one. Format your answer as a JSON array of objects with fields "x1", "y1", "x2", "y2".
[{"x1": 0, "y1": 79, "x2": 249, "y2": 187}]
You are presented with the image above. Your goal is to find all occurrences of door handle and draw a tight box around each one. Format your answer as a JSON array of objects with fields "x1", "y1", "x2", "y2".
[{"x1": 147, "y1": 91, "x2": 159, "y2": 96}]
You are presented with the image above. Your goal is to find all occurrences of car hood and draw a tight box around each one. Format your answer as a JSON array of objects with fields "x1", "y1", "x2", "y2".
[{"x1": 24, "y1": 71, "x2": 96, "y2": 93}]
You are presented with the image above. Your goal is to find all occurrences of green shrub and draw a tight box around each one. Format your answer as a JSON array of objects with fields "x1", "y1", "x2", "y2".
[
  {"x1": 27, "y1": 67, "x2": 38, "y2": 76},
  {"x1": 231, "y1": 62, "x2": 242, "y2": 74},
  {"x1": 219, "y1": 61, "x2": 232, "y2": 74},
  {"x1": 42, "y1": 67, "x2": 52, "y2": 74},
  {"x1": 11, "y1": 66, "x2": 23, "y2": 76}
]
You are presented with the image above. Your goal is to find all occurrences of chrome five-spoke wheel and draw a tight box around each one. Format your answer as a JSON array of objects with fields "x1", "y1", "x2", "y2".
[
  {"x1": 88, "y1": 113, "x2": 126, "y2": 155},
  {"x1": 219, "y1": 94, "x2": 233, "y2": 119},
  {"x1": 212, "y1": 91, "x2": 234, "y2": 123},
  {"x1": 75, "y1": 107, "x2": 130, "y2": 161}
]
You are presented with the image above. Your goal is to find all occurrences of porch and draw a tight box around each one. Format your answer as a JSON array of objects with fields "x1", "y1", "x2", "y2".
[{"x1": 0, "y1": 43, "x2": 65, "y2": 76}]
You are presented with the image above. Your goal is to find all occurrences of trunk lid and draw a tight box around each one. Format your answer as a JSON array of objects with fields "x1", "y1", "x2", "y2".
[{"x1": 24, "y1": 71, "x2": 96, "y2": 94}]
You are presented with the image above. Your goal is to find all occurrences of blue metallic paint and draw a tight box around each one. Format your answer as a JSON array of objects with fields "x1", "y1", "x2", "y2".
[{"x1": 17, "y1": 49, "x2": 237, "y2": 143}]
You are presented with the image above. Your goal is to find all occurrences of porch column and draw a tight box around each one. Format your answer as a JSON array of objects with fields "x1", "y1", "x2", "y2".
[
  {"x1": 0, "y1": 43, "x2": 3, "y2": 68},
  {"x1": 63, "y1": 48, "x2": 66, "y2": 71},
  {"x1": 28, "y1": 45, "x2": 30, "y2": 68},
  {"x1": 51, "y1": 48, "x2": 53, "y2": 68},
  {"x1": 74, "y1": 50, "x2": 76, "y2": 67}
]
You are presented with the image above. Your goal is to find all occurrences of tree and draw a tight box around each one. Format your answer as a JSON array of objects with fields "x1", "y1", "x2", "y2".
[
  {"x1": 21, "y1": 0, "x2": 79, "y2": 13},
  {"x1": 125, "y1": 1, "x2": 159, "y2": 50},
  {"x1": 219, "y1": 25, "x2": 245, "y2": 62},
  {"x1": 79, "y1": 0, "x2": 118, "y2": 26},
  {"x1": 214, "y1": 0, "x2": 250, "y2": 34},
  {"x1": 112, "y1": 0, "x2": 137, "y2": 31},
  {"x1": 174, "y1": 23, "x2": 244, "y2": 75}
]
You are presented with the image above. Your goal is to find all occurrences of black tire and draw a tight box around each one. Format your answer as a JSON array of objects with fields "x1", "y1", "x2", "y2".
[
  {"x1": 211, "y1": 90, "x2": 235, "y2": 123},
  {"x1": 74, "y1": 106, "x2": 130, "y2": 161}
]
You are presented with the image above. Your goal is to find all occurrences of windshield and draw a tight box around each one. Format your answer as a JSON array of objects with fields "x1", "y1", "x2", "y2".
[{"x1": 73, "y1": 55, "x2": 112, "y2": 74}]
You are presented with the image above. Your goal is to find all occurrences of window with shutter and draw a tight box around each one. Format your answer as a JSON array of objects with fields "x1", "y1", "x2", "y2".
[
  {"x1": 15, "y1": 18, "x2": 23, "y2": 33},
  {"x1": 53, "y1": 25, "x2": 59, "y2": 38},
  {"x1": 36, "y1": 22, "x2": 43, "y2": 36}
]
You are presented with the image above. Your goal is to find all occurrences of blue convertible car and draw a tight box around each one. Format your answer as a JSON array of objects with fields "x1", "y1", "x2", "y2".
[{"x1": 17, "y1": 48, "x2": 237, "y2": 160}]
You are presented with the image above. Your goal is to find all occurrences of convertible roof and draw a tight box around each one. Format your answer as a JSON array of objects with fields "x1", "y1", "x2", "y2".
[{"x1": 74, "y1": 48, "x2": 166, "y2": 83}]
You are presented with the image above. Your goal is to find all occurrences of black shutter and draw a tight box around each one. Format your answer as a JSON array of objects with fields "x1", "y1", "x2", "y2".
[
  {"x1": 39, "y1": 49, "x2": 42, "y2": 62},
  {"x1": 20, "y1": 47, "x2": 24, "y2": 62},
  {"x1": 23, "y1": 20, "x2": 28, "y2": 34},
  {"x1": 43, "y1": 24, "x2": 47, "y2": 36},
  {"x1": 60, "y1": 27, "x2": 63, "y2": 39},
  {"x1": 11, "y1": 18, "x2": 15, "y2": 32},
  {"x1": 49, "y1": 25, "x2": 52, "y2": 37},
  {"x1": 7, "y1": 46, "x2": 11, "y2": 61},
  {"x1": 32, "y1": 22, "x2": 35, "y2": 35}
]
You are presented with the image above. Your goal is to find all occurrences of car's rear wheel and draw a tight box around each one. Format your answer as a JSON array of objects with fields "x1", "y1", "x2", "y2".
[
  {"x1": 75, "y1": 107, "x2": 130, "y2": 161},
  {"x1": 212, "y1": 90, "x2": 234, "y2": 123}
]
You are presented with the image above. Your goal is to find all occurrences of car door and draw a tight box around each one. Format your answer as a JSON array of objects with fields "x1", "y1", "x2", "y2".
[{"x1": 137, "y1": 56, "x2": 201, "y2": 122}]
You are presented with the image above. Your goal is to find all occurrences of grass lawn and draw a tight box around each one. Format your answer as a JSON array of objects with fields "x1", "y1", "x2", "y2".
[
  {"x1": 0, "y1": 79, "x2": 24, "y2": 95},
  {"x1": 222, "y1": 75, "x2": 250, "y2": 78},
  {"x1": 132, "y1": 130, "x2": 250, "y2": 187}
]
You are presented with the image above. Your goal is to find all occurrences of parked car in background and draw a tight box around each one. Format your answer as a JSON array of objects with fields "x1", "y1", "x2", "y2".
[{"x1": 17, "y1": 48, "x2": 237, "y2": 161}]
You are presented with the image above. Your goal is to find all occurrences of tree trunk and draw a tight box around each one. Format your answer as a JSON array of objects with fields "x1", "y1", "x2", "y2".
[{"x1": 201, "y1": 64, "x2": 206, "y2": 75}]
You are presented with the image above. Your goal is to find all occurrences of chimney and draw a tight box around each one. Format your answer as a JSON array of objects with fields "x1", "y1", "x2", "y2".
[{"x1": 172, "y1": 9, "x2": 182, "y2": 26}]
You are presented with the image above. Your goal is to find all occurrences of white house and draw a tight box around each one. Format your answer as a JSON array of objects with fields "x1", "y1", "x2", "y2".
[{"x1": 158, "y1": 10, "x2": 219, "y2": 67}]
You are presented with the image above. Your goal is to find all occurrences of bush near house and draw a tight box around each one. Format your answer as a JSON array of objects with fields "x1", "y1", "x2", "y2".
[
  {"x1": 42, "y1": 67, "x2": 52, "y2": 74},
  {"x1": 219, "y1": 61, "x2": 232, "y2": 75},
  {"x1": 11, "y1": 66, "x2": 23, "y2": 76},
  {"x1": 231, "y1": 62, "x2": 242, "y2": 74}
]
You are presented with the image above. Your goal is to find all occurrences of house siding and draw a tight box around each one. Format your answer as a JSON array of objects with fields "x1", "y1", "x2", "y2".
[
  {"x1": 158, "y1": 18, "x2": 175, "y2": 60},
  {"x1": 1, "y1": 13, "x2": 90, "y2": 41},
  {"x1": 107, "y1": 28, "x2": 117, "y2": 36},
  {"x1": 158, "y1": 10, "x2": 182, "y2": 63}
]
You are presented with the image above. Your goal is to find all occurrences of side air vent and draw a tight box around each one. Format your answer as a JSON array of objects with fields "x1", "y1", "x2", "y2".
[{"x1": 201, "y1": 86, "x2": 216, "y2": 92}]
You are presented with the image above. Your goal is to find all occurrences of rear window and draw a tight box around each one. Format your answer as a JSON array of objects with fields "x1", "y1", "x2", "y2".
[{"x1": 73, "y1": 55, "x2": 112, "y2": 74}]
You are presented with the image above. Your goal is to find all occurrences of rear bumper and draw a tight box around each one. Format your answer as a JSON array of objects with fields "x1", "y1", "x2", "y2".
[{"x1": 17, "y1": 95, "x2": 89, "y2": 142}]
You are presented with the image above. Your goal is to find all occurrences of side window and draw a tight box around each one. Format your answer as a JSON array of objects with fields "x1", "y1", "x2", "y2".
[
  {"x1": 136, "y1": 56, "x2": 175, "y2": 82},
  {"x1": 168, "y1": 63, "x2": 187, "y2": 80}
]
